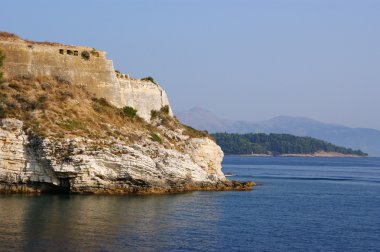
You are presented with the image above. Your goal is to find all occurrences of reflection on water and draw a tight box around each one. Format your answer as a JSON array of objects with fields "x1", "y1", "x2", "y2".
[
  {"x1": 0, "y1": 193, "x2": 221, "y2": 251},
  {"x1": 1, "y1": 157, "x2": 380, "y2": 252}
]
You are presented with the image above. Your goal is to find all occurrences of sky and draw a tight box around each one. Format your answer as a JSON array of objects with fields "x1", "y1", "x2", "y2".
[{"x1": 1, "y1": 0, "x2": 380, "y2": 129}]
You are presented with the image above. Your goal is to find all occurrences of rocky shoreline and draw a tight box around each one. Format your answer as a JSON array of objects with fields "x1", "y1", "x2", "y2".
[
  {"x1": 0, "y1": 118, "x2": 254, "y2": 195},
  {"x1": 0, "y1": 180, "x2": 255, "y2": 195}
]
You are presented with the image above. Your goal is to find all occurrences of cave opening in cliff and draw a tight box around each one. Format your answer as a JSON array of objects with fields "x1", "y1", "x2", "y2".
[
  {"x1": 67, "y1": 50, "x2": 73, "y2": 55},
  {"x1": 59, "y1": 49, "x2": 64, "y2": 54},
  {"x1": 58, "y1": 178, "x2": 71, "y2": 193}
]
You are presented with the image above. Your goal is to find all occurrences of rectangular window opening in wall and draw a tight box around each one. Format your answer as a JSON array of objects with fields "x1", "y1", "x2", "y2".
[
  {"x1": 59, "y1": 49, "x2": 64, "y2": 54},
  {"x1": 67, "y1": 50, "x2": 73, "y2": 55},
  {"x1": 74, "y1": 51, "x2": 78, "y2": 56}
]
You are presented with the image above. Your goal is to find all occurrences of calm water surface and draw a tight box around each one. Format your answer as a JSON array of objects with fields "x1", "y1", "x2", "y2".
[{"x1": 1, "y1": 157, "x2": 380, "y2": 251}]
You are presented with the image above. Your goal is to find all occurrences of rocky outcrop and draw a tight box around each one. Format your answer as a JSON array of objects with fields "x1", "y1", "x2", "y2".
[
  {"x1": 0, "y1": 119, "x2": 253, "y2": 194},
  {"x1": 0, "y1": 32, "x2": 254, "y2": 194},
  {"x1": 0, "y1": 119, "x2": 61, "y2": 192}
]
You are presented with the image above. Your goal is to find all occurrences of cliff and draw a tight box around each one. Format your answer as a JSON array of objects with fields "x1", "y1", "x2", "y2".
[{"x1": 0, "y1": 32, "x2": 253, "y2": 194}]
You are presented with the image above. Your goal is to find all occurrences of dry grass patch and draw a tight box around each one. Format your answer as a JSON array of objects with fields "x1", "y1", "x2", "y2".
[
  {"x1": 0, "y1": 77, "x2": 152, "y2": 142},
  {"x1": 0, "y1": 76, "x2": 214, "y2": 150}
]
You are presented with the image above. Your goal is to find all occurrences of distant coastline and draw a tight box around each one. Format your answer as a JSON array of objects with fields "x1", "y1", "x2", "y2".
[
  {"x1": 212, "y1": 132, "x2": 368, "y2": 157},
  {"x1": 176, "y1": 108, "x2": 380, "y2": 157},
  {"x1": 227, "y1": 151, "x2": 366, "y2": 158}
]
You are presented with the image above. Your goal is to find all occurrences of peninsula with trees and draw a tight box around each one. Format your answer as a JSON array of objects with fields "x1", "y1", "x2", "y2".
[{"x1": 212, "y1": 133, "x2": 368, "y2": 157}]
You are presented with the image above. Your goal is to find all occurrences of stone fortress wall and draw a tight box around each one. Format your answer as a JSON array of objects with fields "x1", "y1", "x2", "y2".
[{"x1": 0, "y1": 32, "x2": 173, "y2": 122}]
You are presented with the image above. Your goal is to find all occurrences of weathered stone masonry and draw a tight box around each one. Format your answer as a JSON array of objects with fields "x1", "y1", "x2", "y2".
[{"x1": 0, "y1": 33, "x2": 172, "y2": 122}]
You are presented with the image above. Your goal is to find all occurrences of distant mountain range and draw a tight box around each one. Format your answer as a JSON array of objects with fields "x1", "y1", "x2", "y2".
[{"x1": 175, "y1": 107, "x2": 380, "y2": 156}]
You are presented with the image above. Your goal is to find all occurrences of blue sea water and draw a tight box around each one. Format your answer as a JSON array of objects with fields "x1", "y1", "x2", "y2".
[{"x1": 0, "y1": 157, "x2": 380, "y2": 252}]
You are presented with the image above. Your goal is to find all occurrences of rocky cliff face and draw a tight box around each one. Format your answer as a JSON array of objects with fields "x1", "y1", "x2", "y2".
[
  {"x1": 118, "y1": 78, "x2": 173, "y2": 121},
  {"x1": 0, "y1": 32, "x2": 253, "y2": 194},
  {"x1": 0, "y1": 118, "x2": 252, "y2": 194}
]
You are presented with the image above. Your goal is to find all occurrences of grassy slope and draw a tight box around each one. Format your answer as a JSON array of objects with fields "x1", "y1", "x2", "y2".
[{"x1": 0, "y1": 76, "x2": 208, "y2": 150}]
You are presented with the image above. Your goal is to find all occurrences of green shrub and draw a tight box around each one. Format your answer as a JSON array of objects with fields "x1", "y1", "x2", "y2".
[
  {"x1": 55, "y1": 76, "x2": 71, "y2": 85},
  {"x1": 149, "y1": 132, "x2": 162, "y2": 144},
  {"x1": 92, "y1": 97, "x2": 116, "y2": 114},
  {"x1": 141, "y1": 76, "x2": 156, "y2": 84},
  {"x1": 38, "y1": 95, "x2": 47, "y2": 103},
  {"x1": 8, "y1": 83, "x2": 22, "y2": 91},
  {"x1": 5, "y1": 101, "x2": 17, "y2": 110},
  {"x1": 41, "y1": 82, "x2": 52, "y2": 91},
  {"x1": 58, "y1": 90, "x2": 74, "y2": 101},
  {"x1": 0, "y1": 104, "x2": 5, "y2": 118},
  {"x1": 0, "y1": 50, "x2": 4, "y2": 67},
  {"x1": 13, "y1": 93, "x2": 35, "y2": 110},
  {"x1": 92, "y1": 97, "x2": 111, "y2": 107},
  {"x1": 37, "y1": 95, "x2": 48, "y2": 109},
  {"x1": 183, "y1": 125, "x2": 209, "y2": 138},
  {"x1": 81, "y1": 51, "x2": 90, "y2": 60},
  {"x1": 151, "y1": 109, "x2": 159, "y2": 119},
  {"x1": 122, "y1": 106, "x2": 137, "y2": 118},
  {"x1": 150, "y1": 106, "x2": 170, "y2": 120},
  {"x1": 160, "y1": 105, "x2": 170, "y2": 114}
]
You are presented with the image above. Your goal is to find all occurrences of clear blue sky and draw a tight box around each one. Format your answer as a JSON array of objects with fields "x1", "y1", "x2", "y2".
[{"x1": 2, "y1": 0, "x2": 380, "y2": 129}]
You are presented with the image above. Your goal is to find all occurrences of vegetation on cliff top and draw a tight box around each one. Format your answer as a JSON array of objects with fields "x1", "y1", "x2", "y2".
[
  {"x1": 212, "y1": 133, "x2": 368, "y2": 156},
  {"x1": 141, "y1": 76, "x2": 157, "y2": 84},
  {"x1": 0, "y1": 73, "x2": 211, "y2": 150},
  {"x1": 150, "y1": 105, "x2": 210, "y2": 139},
  {"x1": 0, "y1": 31, "x2": 64, "y2": 46},
  {"x1": 0, "y1": 76, "x2": 146, "y2": 140}
]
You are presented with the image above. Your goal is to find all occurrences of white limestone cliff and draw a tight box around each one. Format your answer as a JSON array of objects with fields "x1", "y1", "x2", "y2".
[
  {"x1": 0, "y1": 118, "x2": 251, "y2": 194},
  {"x1": 118, "y1": 78, "x2": 173, "y2": 121}
]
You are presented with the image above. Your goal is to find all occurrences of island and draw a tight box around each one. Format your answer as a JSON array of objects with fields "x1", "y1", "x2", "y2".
[{"x1": 212, "y1": 133, "x2": 368, "y2": 157}]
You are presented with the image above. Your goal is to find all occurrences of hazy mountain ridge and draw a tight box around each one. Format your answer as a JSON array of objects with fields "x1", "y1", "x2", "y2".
[{"x1": 175, "y1": 108, "x2": 380, "y2": 156}]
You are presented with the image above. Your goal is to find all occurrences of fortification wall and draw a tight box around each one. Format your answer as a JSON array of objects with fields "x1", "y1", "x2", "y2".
[{"x1": 0, "y1": 34, "x2": 173, "y2": 121}]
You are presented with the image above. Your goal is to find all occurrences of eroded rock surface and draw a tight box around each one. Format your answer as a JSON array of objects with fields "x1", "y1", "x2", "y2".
[{"x1": 0, "y1": 119, "x2": 253, "y2": 194}]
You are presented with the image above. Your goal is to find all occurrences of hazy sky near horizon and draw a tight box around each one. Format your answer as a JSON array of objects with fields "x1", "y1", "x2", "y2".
[{"x1": 2, "y1": 0, "x2": 380, "y2": 129}]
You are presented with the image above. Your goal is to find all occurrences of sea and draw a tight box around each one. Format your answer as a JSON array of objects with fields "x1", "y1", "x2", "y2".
[{"x1": 0, "y1": 157, "x2": 380, "y2": 252}]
